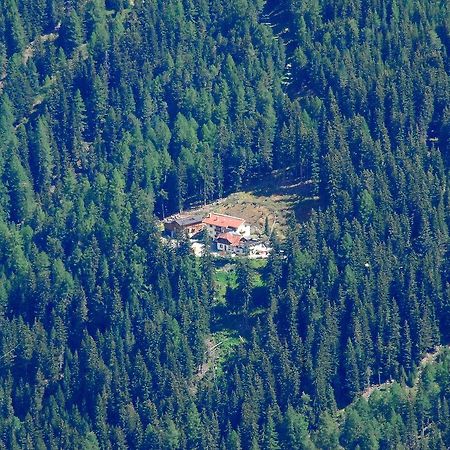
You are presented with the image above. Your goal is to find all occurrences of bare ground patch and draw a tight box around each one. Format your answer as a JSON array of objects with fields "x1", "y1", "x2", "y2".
[{"x1": 182, "y1": 174, "x2": 322, "y2": 239}]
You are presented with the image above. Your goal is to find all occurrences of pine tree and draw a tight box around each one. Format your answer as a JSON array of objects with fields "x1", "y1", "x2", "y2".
[
  {"x1": 32, "y1": 116, "x2": 54, "y2": 193},
  {"x1": 344, "y1": 339, "x2": 361, "y2": 401},
  {"x1": 5, "y1": 150, "x2": 35, "y2": 222},
  {"x1": 280, "y1": 406, "x2": 315, "y2": 450},
  {"x1": 235, "y1": 261, "x2": 253, "y2": 319},
  {"x1": 69, "y1": 89, "x2": 87, "y2": 163},
  {"x1": 59, "y1": 10, "x2": 83, "y2": 56},
  {"x1": 262, "y1": 412, "x2": 281, "y2": 450},
  {"x1": 3, "y1": 0, "x2": 26, "y2": 55},
  {"x1": 186, "y1": 403, "x2": 202, "y2": 449}
]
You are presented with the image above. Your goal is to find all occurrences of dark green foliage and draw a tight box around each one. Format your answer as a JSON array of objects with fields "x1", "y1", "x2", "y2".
[
  {"x1": 59, "y1": 10, "x2": 83, "y2": 57},
  {"x1": 0, "y1": 0, "x2": 448, "y2": 448}
]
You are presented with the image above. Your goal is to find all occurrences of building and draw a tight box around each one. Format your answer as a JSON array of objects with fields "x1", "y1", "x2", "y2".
[
  {"x1": 216, "y1": 232, "x2": 247, "y2": 255},
  {"x1": 163, "y1": 214, "x2": 205, "y2": 238},
  {"x1": 203, "y1": 213, "x2": 251, "y2": 238},
  {"x1": 162, "y1": 210, "x2": 272, "y2": 259},
  {"x1": 247, "y1": 243, "x2": 272, "y2": 259}
]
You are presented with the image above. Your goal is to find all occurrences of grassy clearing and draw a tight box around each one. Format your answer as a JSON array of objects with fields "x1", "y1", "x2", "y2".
[
  {"x1": 248, "y1": 259, "x2": 267, "y2": 270},
  {"x1": 181, "y1": 170, "x2": 321, "y2": 239},
  {"x1": 213, "y1": 259, "x2": 266, "y2": 304},
  {"x1": 214, "y1": 264, "x2": 237, "y2": 305},
  {"x1": 253, "y1": 273, "x2": 265, "y2": 288},
  {"x1": 211, "y1": 329, "x2": 245, "y2": 377},
  {"x1": 249, "y1": 259, "x2": 267, "y2": 288},
  {"x1": 208, "y1": 258, "x2": 268, "y2": 378}
]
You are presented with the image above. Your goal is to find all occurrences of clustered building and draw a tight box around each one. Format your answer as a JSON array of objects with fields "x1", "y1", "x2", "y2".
[{"x1": 163, "y1": 212, "x2": 271, "y2": 258}]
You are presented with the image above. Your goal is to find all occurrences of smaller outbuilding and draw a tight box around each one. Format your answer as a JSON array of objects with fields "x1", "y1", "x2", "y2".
[
  {"x1": 247, "y1": 242, "x2": 272, "y2": 259},
  {"x1": 163, "y1": 214, "x2": 205, "y2": 238},
  {"x1": 191, "y1": 242, "x2": 205, "y2": 257}
]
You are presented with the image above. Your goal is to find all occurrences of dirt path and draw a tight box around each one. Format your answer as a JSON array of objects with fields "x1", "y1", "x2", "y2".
[
  {"x1": 362, "y1": 379, "x2": 394, "y2": 400},
  {"x1": 189, "y1": 338, "x2": 223, "y2": 395},
  {"x1": 22, "y1": 23, "x2": 60, "y2": 65},
  {"x1": 261, "y1": 0, "x2": 297, "y2": 96},
  {"x1": 0, "y1": 23, "x2": 61, "y2": 93},
  {"x1": 361, "y1": 345, "x2": 448, "y2": 401},
  {"x1": 408, "y1": 345, "x2": 445, "y2": 396}
]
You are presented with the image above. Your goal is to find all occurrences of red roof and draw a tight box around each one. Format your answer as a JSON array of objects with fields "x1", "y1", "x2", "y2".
[
  {"x1": 217, "y1": 232, "x2": 243, "y2": 246},
  {"x1": 203, "y1": 213, "x2": 245, "y2": 229}
]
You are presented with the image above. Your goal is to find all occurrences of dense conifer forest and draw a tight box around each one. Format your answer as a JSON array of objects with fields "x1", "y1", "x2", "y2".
[{"x1": 0, "y1": 0, "x2": 449, "y2": 448}]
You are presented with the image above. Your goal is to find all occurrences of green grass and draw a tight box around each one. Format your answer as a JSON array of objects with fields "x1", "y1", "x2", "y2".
[
  {"x1": 250, "y1": 259, "x2": 267, "y2": 287},
  {"x1": 253, "y1": 272, "x2": 265, "y2": 288},
  {"x1": 209, "y1": 259, "x2": 268, "y2": 379},
  {"x1": 213, "y1": 262, "x2": 237, "y2": 305},
  {"x1": 211, "y1": 329, "x2": 245, "y2": 377},
  {"x1": 214, "y1": 270, "x2": 237, "y2": 287},
  {"x1": 248, "y1": 259, "x2": 268, "y2": 270}
]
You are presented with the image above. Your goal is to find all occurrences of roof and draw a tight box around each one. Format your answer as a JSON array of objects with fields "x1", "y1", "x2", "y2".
[
  {"x1": 217, "y1": 232, "x2": 243, "y2": 246},
  {"x1": 165, "y1": 214, "x2": 204, "y2": 227},
  {"x1": 203, "y1": 213, "x2": 245, "y2": 229}
]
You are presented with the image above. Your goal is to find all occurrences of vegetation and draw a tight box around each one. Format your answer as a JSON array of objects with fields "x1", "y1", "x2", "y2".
[{"x1": 0, "y1": 0, "x2": 448, "y2": 448}]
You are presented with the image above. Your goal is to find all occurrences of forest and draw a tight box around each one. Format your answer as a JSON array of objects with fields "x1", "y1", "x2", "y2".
[{"x1": 0, "y1": 0, "x2": 449, "y2": 448}]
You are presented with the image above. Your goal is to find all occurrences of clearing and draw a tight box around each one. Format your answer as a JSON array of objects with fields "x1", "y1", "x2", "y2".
[
  {"x1": 182, "y1": 171, "x2": 321, "y2": 239},
  {"x1": 190, "y1": 258, "x2": 268, "y2": 392}
]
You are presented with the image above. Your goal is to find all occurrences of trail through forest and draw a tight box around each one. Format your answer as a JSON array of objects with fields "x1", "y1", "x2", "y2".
[
  {"x1": 361, "y1": 345, "x2": 449, "y2": 400},
  {"x1": 0, "y1": 23, "x2": 60, "y2": 92},
  {"x1": 22, "y1": 23, "x2": 61, "y2": 64},
  {"x1": 261, "y1": 0, "x2": 296, "y2": 96},
  {"x1": 190, "y1": 338, "x2": 223, "y2": 394}
]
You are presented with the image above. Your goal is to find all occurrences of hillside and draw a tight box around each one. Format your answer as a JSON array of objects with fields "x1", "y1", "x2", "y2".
[
  {"x1": 335, "y1": 348, "x2": 450, "y2": 448},
  {"x1": 172, "y1": 169, "x2": 322, "y2": 238},
  {"x1": 0, "y1": 0, "x2": 448, "y2": 449}
]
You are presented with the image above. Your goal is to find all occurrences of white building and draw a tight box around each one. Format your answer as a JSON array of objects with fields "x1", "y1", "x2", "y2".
[
  {"x1": 216, "y1": 232, "x2": 246, "y2": 255},
  {"x1": 203, "y1": 213, "x2": 251, "y2": 239},
  {"x1": 247, "y1": 243, "x2": 272, "y2": 259}
]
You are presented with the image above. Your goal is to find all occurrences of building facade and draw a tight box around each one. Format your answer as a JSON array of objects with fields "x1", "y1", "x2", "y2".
[
  {"x1": 163, "y1": 215, "x2": 205, "y2": 238},
  {"x1": 203, "y1": 213, "x2": 251, "y2": 239},
  {"x1": 216, "y1": 232, "x2": 246, "y2": 255}
]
